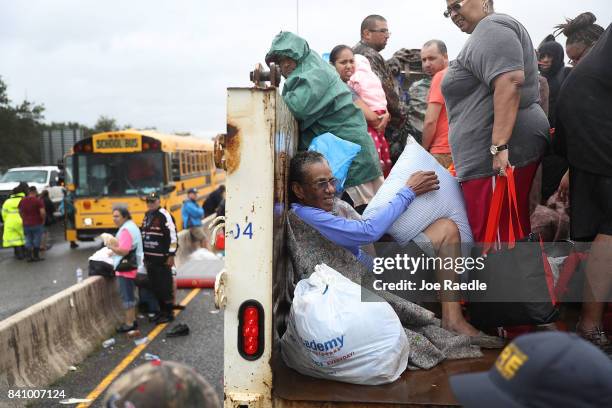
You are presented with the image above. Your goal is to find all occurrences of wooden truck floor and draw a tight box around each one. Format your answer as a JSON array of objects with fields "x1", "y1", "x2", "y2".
[{"x1": 272, "y1": 349, "x2": 500, "y2": 407}]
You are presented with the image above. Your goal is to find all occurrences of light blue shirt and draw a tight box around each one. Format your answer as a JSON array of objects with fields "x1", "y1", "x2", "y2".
[
  {"x1": 182, "y1": 199, "x2": 204, "y2": 229},
  {"x1": 112, "y1": 219, "x2": 144, "y2": 270},
  {"x1": 291, "y1": 187, "x2": 415, "y2": 269}
]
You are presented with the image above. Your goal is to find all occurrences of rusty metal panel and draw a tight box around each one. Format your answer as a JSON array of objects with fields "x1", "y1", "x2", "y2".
[{"x1": 223, "y1": 87, "x2": 297, "y2": 408}]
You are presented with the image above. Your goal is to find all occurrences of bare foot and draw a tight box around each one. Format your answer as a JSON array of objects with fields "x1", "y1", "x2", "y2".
[{"x1": 442, "y1": 319, "x2": 481, "y2": 337}]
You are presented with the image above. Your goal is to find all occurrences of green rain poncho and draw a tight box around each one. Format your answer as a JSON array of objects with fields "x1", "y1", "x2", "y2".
[{"x1": 266, "y1": 32, "x2": 382, "y2": 188}]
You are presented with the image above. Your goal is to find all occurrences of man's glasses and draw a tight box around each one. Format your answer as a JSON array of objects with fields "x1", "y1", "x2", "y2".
[
  {"x1": 444, "y1": 1, "x2": 465, "y2": 18},
  {"x1": 309, "y1": 177, "x2": 337, "y2": 191},
  {"x1": 369, "y1": 28, "x2": 391, "y2": 35}
]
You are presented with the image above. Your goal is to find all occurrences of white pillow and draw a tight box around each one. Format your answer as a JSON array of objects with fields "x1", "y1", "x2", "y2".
[{"x1": 363, "y1": 137, "x2": 473, "y2": 246}]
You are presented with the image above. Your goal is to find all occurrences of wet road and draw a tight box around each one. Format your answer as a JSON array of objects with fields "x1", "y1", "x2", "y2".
[
  {"x1": 0, "y1": 223, "x2": 102, "y2": 321},
  {"x1": 31, "y1": 289, "x2": 224, "y2": 407},
  {"x1": 1, "y1": 223, "x2": 224, "y2": 406}
]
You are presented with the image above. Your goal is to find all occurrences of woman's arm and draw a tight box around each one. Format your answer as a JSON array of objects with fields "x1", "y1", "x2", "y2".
[
  {"x1": 297, "y1": 187, "x2": 416, "y2": 248},
  {"x1": 110, "y1": 229, "x2": 132, "y2": 257},
  {"x1": 296, "y1": 171, "x2": 439, "y2": 247},
  {"x1": 491, "y1": 69, "x2": 525, "y2": 172}
]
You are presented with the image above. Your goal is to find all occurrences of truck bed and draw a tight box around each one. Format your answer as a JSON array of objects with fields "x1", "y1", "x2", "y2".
[{"x1": 272, "y1": 350, "x2": 499, "y2": 407}]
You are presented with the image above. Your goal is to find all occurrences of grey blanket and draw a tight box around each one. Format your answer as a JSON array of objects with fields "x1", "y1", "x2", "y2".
[{"x1": 285, "y1": 212, "x2": 482, "y2": 370}]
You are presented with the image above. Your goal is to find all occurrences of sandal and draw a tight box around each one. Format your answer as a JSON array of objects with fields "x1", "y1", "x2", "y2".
[
  {"x1": 577, "y1": 325, "x2": 611, "y2": 356},
  {"x1": 578, "y1": 327, "x2": 610, "y2": 345},
  {"x1": 469, "y1": 331, "x2": 506, "y2": 349}
]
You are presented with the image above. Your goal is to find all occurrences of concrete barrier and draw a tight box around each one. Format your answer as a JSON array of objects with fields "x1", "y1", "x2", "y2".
[{"x1": 0, "y1": 276, "x2": 123, "y2": 397}]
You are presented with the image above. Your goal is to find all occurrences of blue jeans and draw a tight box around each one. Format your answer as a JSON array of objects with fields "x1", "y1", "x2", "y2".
[
  {"x1": 138, "y1": 287, "x2": 159, "y2": 313},
  {"x1": 117, "y1": 277, "x2": 137, "y2": 309},
  {"x1": 24, "y1": 225, "x2": 44, "y2": 249}
]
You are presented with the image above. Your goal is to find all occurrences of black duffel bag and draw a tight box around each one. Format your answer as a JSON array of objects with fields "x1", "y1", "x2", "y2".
[
  {"x1": 467, "y1": 169, "x2": 558, "y2": 328},
  {"x1": 88, "y1": 260, "x2": 115, "y2": 278}
]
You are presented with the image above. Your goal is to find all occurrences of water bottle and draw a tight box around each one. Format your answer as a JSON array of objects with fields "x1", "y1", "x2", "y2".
[
  {"x1": 76, "y1": 267, "x2": 83, "y2": 283},
  {"x1": 102, "y1": 338, "x2": 116, "y2": 348},
  {"x1": 144, "y1": 352, "x2": 160, "y2": 361}
]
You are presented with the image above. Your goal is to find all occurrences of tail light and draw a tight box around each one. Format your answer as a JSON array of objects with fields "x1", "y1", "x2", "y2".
[
  {"x1": 83, "y1": 201, "x2": 91, "y2": 210},
  {"x1": 238, "y1": 300, "x2": 264, "y2": 360}
]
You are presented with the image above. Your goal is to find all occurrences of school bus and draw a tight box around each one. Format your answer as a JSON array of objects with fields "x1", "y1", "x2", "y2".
[{"x1": 63, "y1": 129, "x2": 224, "y2": 241}]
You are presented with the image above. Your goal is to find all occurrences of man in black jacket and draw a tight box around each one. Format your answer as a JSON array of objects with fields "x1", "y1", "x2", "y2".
[
  {"x1": 142, "y1": 192, "x2": 178, "y2": 323},
  {"x1": 202, "y1": 185, "x2": 225, "y2": 216}
]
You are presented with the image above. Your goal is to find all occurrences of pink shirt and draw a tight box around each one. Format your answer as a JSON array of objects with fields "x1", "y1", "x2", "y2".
[
  {"x1": 349, "y1": 54, "x2": 388, "y2": 112},
  {"x1": 115, "y1": 229, "x2": 137, "y2": 279}
]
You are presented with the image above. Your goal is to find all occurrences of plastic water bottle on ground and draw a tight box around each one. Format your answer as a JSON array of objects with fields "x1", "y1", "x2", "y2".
[
  {"x1": 76, "y1": 267, "x2": 83, "y2": 283},
  {"x1": 144, "y1": 352, "x2": 160, "y2": 361},
  {"x1": 102, "y1": 338, "x2": 115, "y2": 348}
]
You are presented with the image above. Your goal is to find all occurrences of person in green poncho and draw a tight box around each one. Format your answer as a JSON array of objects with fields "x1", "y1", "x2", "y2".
[{"x1": 266, "y1": 31, "x2": 383, "y2": 211}]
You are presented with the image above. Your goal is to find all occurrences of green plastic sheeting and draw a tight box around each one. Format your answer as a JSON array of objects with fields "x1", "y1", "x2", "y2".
[{"x1": 266, "y1": 32, "x2": 382, "y2": 188}]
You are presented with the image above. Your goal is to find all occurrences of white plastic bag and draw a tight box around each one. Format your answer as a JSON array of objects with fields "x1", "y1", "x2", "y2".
[
  {"x1": 88, "y1": 247, "x2": 114, "y2": 265},
  {"x1": 363, "y1": 136, "x2": 473, "y2": 246},
  {"x1": 280, "y1": 264, "x2": 409, "y2": 385}
]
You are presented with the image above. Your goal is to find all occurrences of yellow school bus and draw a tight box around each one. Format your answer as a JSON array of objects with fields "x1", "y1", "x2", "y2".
[{"x1": 63, "y1": 129, "x2": 224, "y2": 241}]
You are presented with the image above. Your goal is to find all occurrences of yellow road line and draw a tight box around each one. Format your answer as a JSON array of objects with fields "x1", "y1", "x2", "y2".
[{"x1": 76, "y1": 288, "x2": 201, "y2": 408}]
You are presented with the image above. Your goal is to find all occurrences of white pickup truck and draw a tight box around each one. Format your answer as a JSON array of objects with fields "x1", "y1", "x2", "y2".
[{"x1": 0, "y1": 166, "x2": 63, "y2": 208}]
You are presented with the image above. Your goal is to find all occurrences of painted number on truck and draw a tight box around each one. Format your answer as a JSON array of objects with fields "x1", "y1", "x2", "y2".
[{"x1": 234, "y1": 222, "x2": 254, "y2": 240}]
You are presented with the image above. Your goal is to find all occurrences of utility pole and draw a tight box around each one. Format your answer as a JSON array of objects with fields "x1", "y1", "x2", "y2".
[{"x1": 296, "y1": 0, "x2": 299, "y2": 34}]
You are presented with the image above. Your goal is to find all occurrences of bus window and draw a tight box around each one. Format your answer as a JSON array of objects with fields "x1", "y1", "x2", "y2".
[
  {"x1": 196, "y1": 153, "x2": 202, "y2": 173},
  {"x1": 171, "y1": 153, "x2": 181, "y2": 181},
  {"x1": 204, "y1": 154, "x2": 212, "y2": 184},
  {"x1": 64, "y1": 156, "x2": 74, "y2": 185},
  {"x1": 74, "y1": 152, "x2": 164, "y2": 197},
  {"x1": 190, "y1": 152, "x2": 196, "y2": 174},
  {"x1": 181, "y1": 152, "x2": 187, "y2": 175}
]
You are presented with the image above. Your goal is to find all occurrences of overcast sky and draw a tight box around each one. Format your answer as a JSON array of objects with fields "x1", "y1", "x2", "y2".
[{"x1": 1, "y1": 1, "x2": 610, "y2": 138}]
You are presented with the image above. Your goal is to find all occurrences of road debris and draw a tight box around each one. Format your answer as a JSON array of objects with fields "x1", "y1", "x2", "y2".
[
  {"x1": 134, "y1": 337, "x2": 149, "y2": 346},
  {"x1": 144, "y1": 352, "x2": 160, "y2": 361},
  {"x1": 102, "y1": 338, "x2": 116, "y2": 348},
  {"x1": 59, "y1": 398, "x2": 92, "y2": 404},
  {"x1": 127, "y1": 329, "x2": 142, "y2": 338}
]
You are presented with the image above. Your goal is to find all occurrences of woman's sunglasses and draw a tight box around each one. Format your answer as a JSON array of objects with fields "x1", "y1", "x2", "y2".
[{"x1": 444, "y1": 0, "x2": 466, "y2": 18}]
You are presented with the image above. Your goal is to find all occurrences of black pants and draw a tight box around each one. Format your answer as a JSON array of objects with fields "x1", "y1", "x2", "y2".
[{"x1": 145, "y1": 261, "x2": 173, "y2": 316}]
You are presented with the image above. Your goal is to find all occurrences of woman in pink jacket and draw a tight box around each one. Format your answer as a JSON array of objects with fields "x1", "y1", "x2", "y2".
[
  {"x1": 330, "y1": 45, "x2": 392, "y2": 177},
  {"x1": 349, "y1": 54, "x2": 393, "y2": 177}
]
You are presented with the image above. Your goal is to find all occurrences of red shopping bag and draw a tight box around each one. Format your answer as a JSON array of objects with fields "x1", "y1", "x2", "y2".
[{"x1": 468, "y1": 167, "x2": 559, "y2": 329}]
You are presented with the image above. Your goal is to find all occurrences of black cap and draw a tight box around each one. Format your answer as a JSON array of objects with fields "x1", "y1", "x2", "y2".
[
  {"x1": 188, "y1": 188, "x2": 197, "y2": 195},
  {"x1": 103, "y1": 360, "x2": 220, "y2": 407},
  {"x1": 450, "y1": 332, "x2": 612, "y2": 407},
  {"x1": 146, "y1": 192, "x2": 160, "y2": 202}
]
